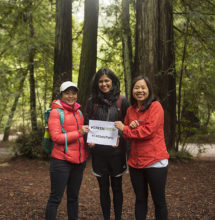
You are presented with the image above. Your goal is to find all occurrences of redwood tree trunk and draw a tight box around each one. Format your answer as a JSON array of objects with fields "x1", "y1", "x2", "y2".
[
  {"x1": 134, "y1": 0, "x2": 176, "y2": 150},
  {"x1": 121, "y1": 0, "x2": 133, "y2": 100},
  {"x1": 78, "y1": 0, "x2": 99, "y2": 108},
  {"x1": 52, "y1": 0, "x2": 72, "y2": 100},
  {"x1": 158, "y1": 0, "x2": 176, "y2": 150},
  {"x1": 29, "y1": 0, "x2": 37, "y2": 131},
  {"x1": 134, "y1": 0, "x2": 159, "y2": 84}
]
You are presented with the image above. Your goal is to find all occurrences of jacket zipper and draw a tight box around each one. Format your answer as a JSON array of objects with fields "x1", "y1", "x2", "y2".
[{"x1": 73, "y1": 111, "x2": 81, "y2": 163}]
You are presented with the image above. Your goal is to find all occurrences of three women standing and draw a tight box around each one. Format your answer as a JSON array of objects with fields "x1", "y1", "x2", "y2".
[
  {"x1": 45, "y1": 74, "x2": 169, "y2": 220},
  {"x1": 85, "y1": 68, "x2": 129, "y2": 220}
]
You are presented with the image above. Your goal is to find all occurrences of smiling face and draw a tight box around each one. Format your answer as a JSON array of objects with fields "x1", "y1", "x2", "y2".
[
  {"x1": 98, "y1": 74, "x2": 113, "y2": 93},
  {"x1": 132, "y1": 79, "x2": 149, "y2": 107},
  {"x1": 61, "y1": 88, "x2": 78, "y2": 106}
]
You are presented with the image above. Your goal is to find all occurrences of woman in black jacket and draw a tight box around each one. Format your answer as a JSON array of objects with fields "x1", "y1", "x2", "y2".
[{"x1": 85, "y1": 68, "x2": 129, "y2": 220}]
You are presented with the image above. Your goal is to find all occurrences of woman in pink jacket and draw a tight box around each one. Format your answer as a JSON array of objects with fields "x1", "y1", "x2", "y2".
[
  {"x1": 45, "y1": 81, "x2": 89, "y2": 220},
  {"x1": 115, "y1": 75, "x2": 169, "y2": 220}
]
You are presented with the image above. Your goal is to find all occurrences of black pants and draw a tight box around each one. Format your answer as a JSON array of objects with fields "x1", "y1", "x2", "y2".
[
  {"x1": 96, "y1": 175, "x2": 123, "y2": 220},
  {"x1": 129, "y1": 166, "x2": 168, "y2": 220},
  {"x1": 45, "y1": 158, "x2": 86, "y2": 220}
]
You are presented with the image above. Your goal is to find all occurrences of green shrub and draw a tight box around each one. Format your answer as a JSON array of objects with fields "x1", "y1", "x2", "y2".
[
  {"x1": 13, "y1": 127, "x2": 47, "y2": 159},
  {"x1": 169, "y1": 149, "x2": 192, "y2": 162}
]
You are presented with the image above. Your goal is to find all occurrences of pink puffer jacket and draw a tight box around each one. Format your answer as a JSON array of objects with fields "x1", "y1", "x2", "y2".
[{"x1": 48, "y1": 100, "x2": 88, "y2": 164}]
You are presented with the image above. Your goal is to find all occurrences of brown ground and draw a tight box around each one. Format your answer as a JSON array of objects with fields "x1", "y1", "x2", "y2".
[{"x1": 0, "y1": 145, "x2": 214, "y2": 220}]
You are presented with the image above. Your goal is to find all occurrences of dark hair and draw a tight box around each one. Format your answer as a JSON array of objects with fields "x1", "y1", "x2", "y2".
[
  {"x1": 91, "y1": 68, "x2": 120, "y2": 103},
  {"x1": 60, "y1": 87, "x2": 78, "y2": 98},
  {"x1": 130, "y1": 75, "x2": 155, "y2": 111}
]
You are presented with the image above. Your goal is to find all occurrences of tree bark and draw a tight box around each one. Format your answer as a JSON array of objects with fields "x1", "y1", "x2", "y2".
[
  {"x1": 0, "y1": 102, "x2": 8, "y2": 128},
  {"x1": 134, "y1": 0, "x2": 176, "y2": 150},
  {"x1": 157, "y1": 0, "x2": 176, "y2": 150},
  {"x1": 121, "y1": 0, "x2": 133, "y2": 100},
  {"x1": 28, "y1": 0, "x2": 37, "y2": 131},
  {"x1": 52, "y1": 0, "x2": 72, "y2": 100},
  {"x1": 134, "y1": 0, "x2": 159, "y2": 83},
  {"x1": 78, "y1": 0, "x2": 99, "y2": 108}
]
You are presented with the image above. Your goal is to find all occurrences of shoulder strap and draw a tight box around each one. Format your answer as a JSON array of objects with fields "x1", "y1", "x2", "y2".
[
  {"x1": 93, "y1": 104, "x2": 98, "y2": 117},
  {"x1": 44, "y1": 108, "x2": 52, "y2": 124},
  {"x1": 78, "y1": 109, "x2": 83, "y2": 118},
  {"x1": 116, "y1": 95, "x2": 123, "y2": 117},
  {"x1": 56, "y1": 108, "x2": 68, "y2": 153},
  {"x1": 57, "y1": 108, "x2": 64, "y2": 126}
]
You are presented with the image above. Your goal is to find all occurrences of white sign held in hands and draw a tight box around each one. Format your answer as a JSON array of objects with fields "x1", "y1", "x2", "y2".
[{"x1": 87, "y1": 120, "x2": 118, "y2": 146}]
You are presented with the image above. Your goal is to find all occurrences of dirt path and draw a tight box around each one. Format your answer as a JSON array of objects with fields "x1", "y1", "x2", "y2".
[
  {"x1": 0, "y1": 139, "x2": 15, "y2": 159},
  {"x1": 0, "y1": 147, "x2": 14, "y2": 158},
  {"x1": 180, "y1": 143, "x2": 215, "y2": 158}
]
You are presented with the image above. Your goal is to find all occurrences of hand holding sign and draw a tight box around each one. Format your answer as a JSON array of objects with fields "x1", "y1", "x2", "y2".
[{"x1": 114, "y1": 121, "x2": 124, "y2": 131}]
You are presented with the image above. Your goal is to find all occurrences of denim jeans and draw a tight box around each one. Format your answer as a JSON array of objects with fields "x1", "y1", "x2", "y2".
[
  {"x1": 45, "y1": 158, "x2": 86, "y2": 220},
  {"x1": 129, "y1": 166, "x2": 168, "y2": 220},
  {"x1": 97, "y1": 175, "x2": 123, "y2": 220}
]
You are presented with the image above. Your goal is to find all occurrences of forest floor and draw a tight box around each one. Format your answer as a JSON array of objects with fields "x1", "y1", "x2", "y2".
[{"x1": 0, "y1": 140, "x2": 215, "y2": 220}]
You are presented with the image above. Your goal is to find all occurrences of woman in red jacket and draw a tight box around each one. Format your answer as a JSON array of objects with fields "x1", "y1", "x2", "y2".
[
  {"x1": 115, "y1": 75, "x2": 169, "y2": 220},
  {"x1": 45, "y1": 81, "x2": 89, "y2": 220}
]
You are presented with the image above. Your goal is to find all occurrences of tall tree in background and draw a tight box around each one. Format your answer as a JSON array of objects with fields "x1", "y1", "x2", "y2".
[
  {"x1": 52, "y1": 0, "x2": 72, "y2": 100},
  {"x1": 135, "y1": 0, "x2": 158, "y2": 82},
  {"x1": 158, "y1": 0, "x2": 176, "y2": 151},
  {"x1": 28, "y1": 0, "x2": 37, "y2": 131},
  {"x1": 3, "y1": 70, "x2": 28, "y2": 141},
  {"x1": 134, "y1": 0, "x2": 176, "y2": 150},
  {"x1": 78, "y1": 0, "x2": 99, "y2": 107},
  {"x1": 121, "y1": 0, "x2": 133, "y2": 100}
]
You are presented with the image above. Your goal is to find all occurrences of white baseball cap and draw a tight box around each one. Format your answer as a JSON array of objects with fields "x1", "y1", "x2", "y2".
[{"x1": 60, "y1": 81, "x2": 79, "y2": 92}]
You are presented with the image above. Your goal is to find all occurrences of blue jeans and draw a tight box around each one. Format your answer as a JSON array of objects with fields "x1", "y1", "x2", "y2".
[
  {"x1": 129, "y1": 166, "x2": 168, "y2": 220},
  {"x1": 45, "y1": 158, "x2": 86, "y2": 220}
]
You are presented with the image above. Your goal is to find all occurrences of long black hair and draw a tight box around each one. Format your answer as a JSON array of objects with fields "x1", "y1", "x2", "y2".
[
  {"x1": 130, "y1": 75, "x2": 156, "y2": 112},
  {"x1": 91, "y1": 68, "x2": 120, "y2": 104}
]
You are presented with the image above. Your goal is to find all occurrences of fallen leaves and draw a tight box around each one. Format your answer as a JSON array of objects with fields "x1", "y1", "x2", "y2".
[{"x1": 0, "y1": 157, "x2": 214, "y2": 219}]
